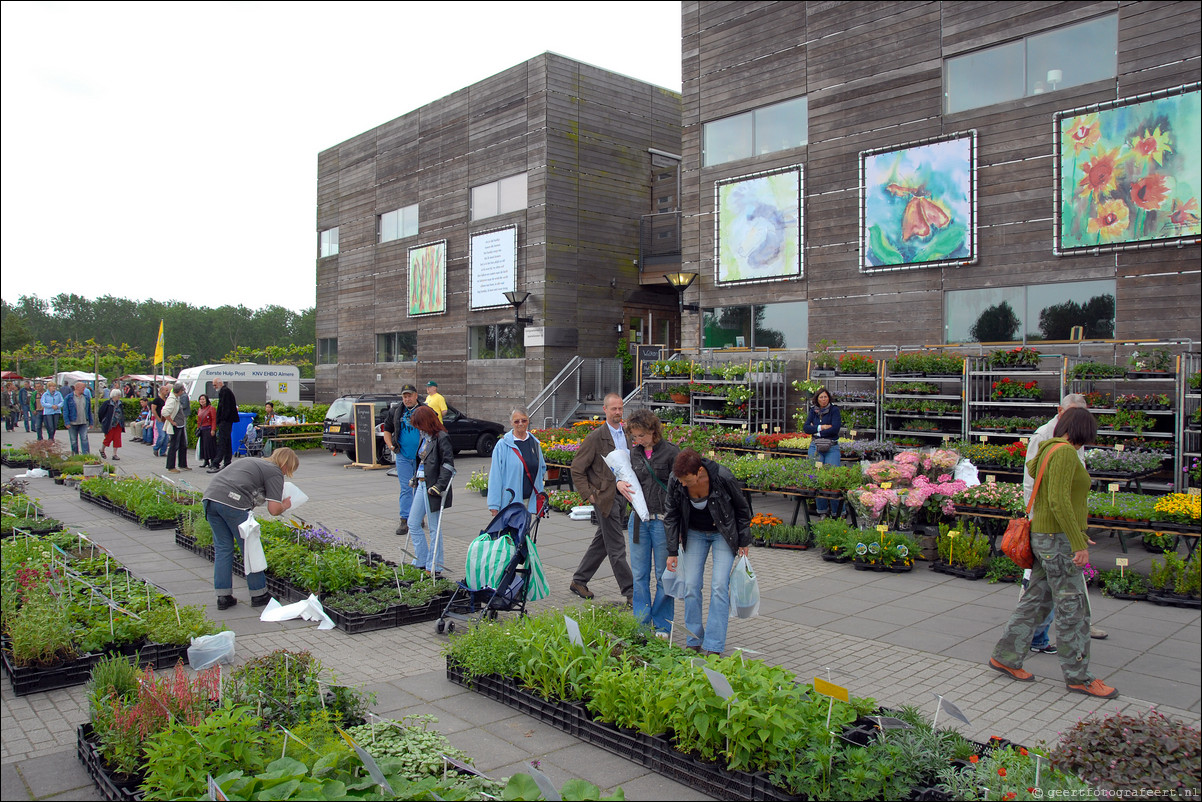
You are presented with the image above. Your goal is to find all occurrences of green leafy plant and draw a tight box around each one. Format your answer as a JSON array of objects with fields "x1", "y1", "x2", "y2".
[
  {"x1": 1049, "y1": 709, "x2": 1199, "y2": 796},
  {"x1": 465, "y1": 468, "x2": 489, "y2": 492},
  {"x1": 985, "y1": 554, "x2": 1022, "y2": 584},
  {"x1": 1099, "y1": 567, "x2": 1149, "y2": 597}
]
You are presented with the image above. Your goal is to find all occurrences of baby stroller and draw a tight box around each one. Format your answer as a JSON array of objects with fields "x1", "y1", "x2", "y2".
[
  {"x1": 436, "y1": 492, "x2": 548, "y2": 634},
  {"x1": 240, "y1": 424, "x2": 265, "y2": 458}
]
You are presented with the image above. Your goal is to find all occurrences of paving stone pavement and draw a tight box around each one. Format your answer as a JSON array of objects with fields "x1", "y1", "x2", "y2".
[{"x1": 2, "y1": 428, "x2": 1199, "y2": 799}]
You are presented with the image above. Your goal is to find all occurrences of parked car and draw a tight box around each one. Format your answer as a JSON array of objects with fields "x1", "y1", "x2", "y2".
[{"x1": 322, "y1": 394, "x2": 505, "y2": 464}]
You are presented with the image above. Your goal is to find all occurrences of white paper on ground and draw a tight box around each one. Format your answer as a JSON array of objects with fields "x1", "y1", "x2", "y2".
[
  {"x1": 282, "y1": 481, "x2": 308, "y2": 509},
  {"x1": 603, "y1": 450, "x2": 650, "y2": 521},
  {"x1": 17, "y1": 469, "x2": 49, "y2": 478},
  {"x1": 259, "y1": 594, "x2": 335, "y2": 630}
]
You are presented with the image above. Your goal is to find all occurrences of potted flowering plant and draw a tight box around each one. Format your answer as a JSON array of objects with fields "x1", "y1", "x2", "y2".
[
  {"x1": 1128, "y1": 347, "x2": 1174, "y2": 376},
  {"x1": 987, "y1": 346, "x2": 1042, "y2": 370},
  {"x1": 810, "y1": 339, "x2": 838, "y2": 374},
  {"x1": 990, "y1": 377, "x2": 1042, "y2": 401},
  {"x1": 837, "y1": 353, "x2": 876, "y2": 375}
]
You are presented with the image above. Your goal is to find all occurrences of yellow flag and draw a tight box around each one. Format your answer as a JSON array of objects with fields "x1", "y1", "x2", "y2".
[{"x1": 153, "y1": 320, "x2": 164, "y2": 365}]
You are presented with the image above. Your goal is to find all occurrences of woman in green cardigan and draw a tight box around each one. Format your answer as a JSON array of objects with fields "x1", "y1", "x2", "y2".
[{"x1": 987, "y1": 407, "x2": 1118, "y2": 699}]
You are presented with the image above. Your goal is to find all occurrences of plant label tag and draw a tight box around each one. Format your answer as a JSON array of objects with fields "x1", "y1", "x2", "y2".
[
  {"x1": 442, "y1": 754, "x2": 484, "y2": 777},
  {"x1": 774, "y1": 427, "x2": 781, "y2": 434},
  {"x1": 1020, "y1": 438, "x2": 1029, "y2": 446},
  {"x1": 850, "y1": 430, "x2": 857, "y2": 437},
  {"x1": 703, "y1": 667, "x2": 735, "y2": 700},
  {"x1": 813, "y1": 676, "x2": 849, "y2": 703},
  {"x1": 1114, "y1": 443, "x2": 1125, "y2": 452},
  {"x1": 563, "y1": 615, "x2": 584, "y2": 647},
  {"x1": 527, "y1": 765, "x2": 561, "y2": 801},
  {"x1": 1108, "y1": 483, "x2": 1120, "y2": 493},
  {"x1": 876, "y1": 525, "x2": 888, "y2": 534},
  {"x1": 207, "y1": 775, "x2": 230, "y2": 802},
  {"x1": 707, "y1": 451, "x2": 715, "y2": 458},
  {"x1": 872, "y1": 715, "x2": 914, "y2": 731},
  {"x1": 762, "y1": 424, "x2": 768, "y2": 431},
  {"x1": 1116, "y1": 557, "x2": 1129, "y2": 567},
  {"x1": 933, "y1": 694, "x2": 972, "y2": 725},
  {"x1": 816, "y1": 462, "x2": 823, "y2": 470},
  {"x1": 757, "y1": 452, "x2": 766, "y2": 460},
  {"x1": 986, "y1": 475, "x2": 996, "y2": 484},
  {"x1": 948, "y1": 530, "x2": 960, "y2": 538},
  {"x1": 981, "y1": 435, "x2": 989, "y2": 442},
  {"x1": 1189, "y1": 487, "x2": 1201, "y2": 497},
  {"x1": 881, "y1": 482, "x2": 892, "y2": 490}
]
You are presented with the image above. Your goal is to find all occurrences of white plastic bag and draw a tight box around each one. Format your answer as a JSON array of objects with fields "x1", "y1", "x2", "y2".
[
  {"x1": 660, "y1": 566, "x2": 681, "y2": 598},
  {"x1": 954, "y1": 458, "x2": 980, "y2": 488},
  {"x1": 239, "y1": 512, "x2": 267, "y2": 574},
  {"x1": 188, "y1": 630, "x2": 236, "y2": 670},
  {"x1": 603, "y1": 449, "x2": 650, "y2": 521},
  {"x1": 728, "y1": 555, "x2": 760, "y2": 619},
  {"x1": 282, "y1": 481, "x2": 308, "y2": 510}
]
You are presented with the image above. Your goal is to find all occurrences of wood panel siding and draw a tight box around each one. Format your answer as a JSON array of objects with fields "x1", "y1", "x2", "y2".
[{"x1": 681, "y1": 1, "x2": 1200, "y2": 351}]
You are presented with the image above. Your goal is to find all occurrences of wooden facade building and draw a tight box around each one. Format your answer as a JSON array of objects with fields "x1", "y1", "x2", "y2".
[
  {"x1": 315, "y1": 54, "x2": 682, "y2": 417},
  {"x1": 679, "y1": 1, "x2": 1201, "y2": 350}
]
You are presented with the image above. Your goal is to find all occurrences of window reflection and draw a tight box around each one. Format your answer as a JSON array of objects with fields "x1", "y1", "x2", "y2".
[
  {"x1": 945, "y1": 280, "x2": 1116, "y2": 342},
  {"x1": 702, "y1": 302, "x2": 807, "y2": 348},
  {"x1": 703, "y1": 97, "x2": 808, "y2": 167}
]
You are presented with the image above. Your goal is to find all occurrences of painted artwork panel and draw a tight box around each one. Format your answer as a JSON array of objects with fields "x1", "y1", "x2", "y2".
[
  {"x1": 862, "y1": 135, "x2": 974, "y2": 269},
  {"x1": 408, "y1": 241, "x2": 446, "y2": 316},
  {"x1": 716, "y1": 167, "x2": 802, "y2": 283},
  {"x1": 1058, "y1": 89, "x2": 1201, "y2": 250}
]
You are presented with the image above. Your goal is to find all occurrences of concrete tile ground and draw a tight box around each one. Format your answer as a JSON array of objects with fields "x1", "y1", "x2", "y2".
[{"x1": 3, "y1": 427, "x2": 1199, "y2": 799}]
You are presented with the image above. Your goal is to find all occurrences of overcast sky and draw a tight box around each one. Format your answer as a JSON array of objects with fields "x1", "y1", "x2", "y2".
[{"x1": 0, "y1": 1, "x2": 682, "y2": 313}]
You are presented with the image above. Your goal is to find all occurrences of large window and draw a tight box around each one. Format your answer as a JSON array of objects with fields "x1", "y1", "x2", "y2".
[
  {"x1": 379, "y1": 204, "x2": 419, "y2": 243},
  {"x1": 703, "y1": 96, "x2": 808, "y2": 167},
  {"x1": 319, "y1": 227, "x2": 339, "y2": 258},
  {"x1": 469, "y1": 324, "x2": 524, "y2": 359},
  {"x1": 945, "y1": 15, "x2": 1117, "y2": 113},
  {"x1": 471, "y1": 173, "x2": 528, "y2": 221},
  {"x1": 376, "y1": 331, "x2": 417, "y2": 363},
  {"x1": 702, "y1": 302, "x2": 808, "y2": 349},
  {"x1": 945, "y1": 280, "x2": 1116, "y2": 343},
  {"x1": 317, "y1": 338, "x2": 337, "y2": 365}
]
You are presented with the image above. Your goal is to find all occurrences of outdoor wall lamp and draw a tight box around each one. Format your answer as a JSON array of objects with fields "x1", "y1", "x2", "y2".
[
  {"x1": 664, "y1": 272, "x2": 700, "y2": 312},
  {"x1": 503, "y1": 290, "x2": 534, "y2": 325}
]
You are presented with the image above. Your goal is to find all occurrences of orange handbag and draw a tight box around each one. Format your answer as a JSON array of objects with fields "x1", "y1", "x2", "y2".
[{"x1": 1000, "y1": 443, "x2": 1068, "y2": 569}]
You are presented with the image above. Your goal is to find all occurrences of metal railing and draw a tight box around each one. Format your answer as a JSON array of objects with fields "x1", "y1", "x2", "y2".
[{"x1": 528, "y1": 357, "x2": 624, "y2": 428}]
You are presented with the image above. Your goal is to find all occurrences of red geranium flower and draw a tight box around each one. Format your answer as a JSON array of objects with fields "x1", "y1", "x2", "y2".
[
  {"x1": 969, "y1": 754, "x2": 979, "y2": 764},
  {"x1": 998, "y1": 767, "x2": 1007, "y2": 777}
]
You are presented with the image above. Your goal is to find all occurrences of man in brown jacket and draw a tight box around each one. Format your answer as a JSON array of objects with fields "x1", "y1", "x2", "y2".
[{"x1": 569, "y1": 393, "x2": 633, "y2": 602}]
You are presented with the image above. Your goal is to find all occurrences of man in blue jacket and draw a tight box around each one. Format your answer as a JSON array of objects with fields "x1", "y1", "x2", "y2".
[
  {"x1": 63, "y1": 381, "x2": 94, "y2": 455},
  {"x1": 381, "y1": 385, "x2": 425, "y2": 536}
]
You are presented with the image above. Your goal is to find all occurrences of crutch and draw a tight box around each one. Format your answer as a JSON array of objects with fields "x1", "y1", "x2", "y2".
[{"x1": 427, "y1": 474, "x2": 455, "y2": 579}]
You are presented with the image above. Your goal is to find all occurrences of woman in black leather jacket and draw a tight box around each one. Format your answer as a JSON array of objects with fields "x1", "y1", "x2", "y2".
[
  {"x1": 407, "y1": 405, "x2": 455, "y2": 576},
  {"x1": 664, "y1": 448, "x2": 751, "y2": 655}
]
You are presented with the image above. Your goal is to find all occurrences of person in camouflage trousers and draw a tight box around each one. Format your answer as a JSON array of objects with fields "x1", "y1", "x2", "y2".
[{"x1": 988, "y1": 407, "x2": 1118, "y2": 700}]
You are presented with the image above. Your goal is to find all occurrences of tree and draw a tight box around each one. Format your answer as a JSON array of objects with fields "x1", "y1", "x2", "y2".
[
  {"x1": 1038, "y1": 294, "x2": 1115, "y2": 340},
  {"x1": 970, "y1": 301, "x2": 1021, "y2": 342}
]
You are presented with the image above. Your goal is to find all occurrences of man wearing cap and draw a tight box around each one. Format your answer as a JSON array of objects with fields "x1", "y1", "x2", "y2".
[
  {"x1": 381, "y1": 385, "x2": 425, "y2": 536},
  {"x1": 424, "y1": 381, "x2": 447, "y2": 422}
]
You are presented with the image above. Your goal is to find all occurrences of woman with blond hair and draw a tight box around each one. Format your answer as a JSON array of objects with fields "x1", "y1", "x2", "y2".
[{"x1": 203, "y1": 447, "x2": 300, "y2": 610}]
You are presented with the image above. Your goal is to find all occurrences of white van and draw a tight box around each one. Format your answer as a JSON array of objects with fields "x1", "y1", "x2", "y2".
[{"x1": 177, "y1": 364, "x2": 301, "y2": 406}]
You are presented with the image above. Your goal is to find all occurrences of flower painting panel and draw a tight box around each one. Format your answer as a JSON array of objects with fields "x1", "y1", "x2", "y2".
[
  {"x1": 715, "y1": 166, "x2": 802, "y2": 284},
  {"x1": 861, "y1": 132, "x2": 976, "y2": 271},
  {"x1": 408, "y1": 240, "x2": 446, "y2": 316},
  {"x1": 1056, "y1": 86, "x2": 1201, "y2": 252}
]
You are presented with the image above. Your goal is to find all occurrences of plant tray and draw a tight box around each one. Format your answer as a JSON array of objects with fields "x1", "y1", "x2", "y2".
[
  {"x1": 929, "y1": 562, "x2": 988, "y2": 580},
  {"x1": 821, "y1": 550, "x2": 852, "y2": 563},
  {"x1": 80, "y1": 489, "x2": 178, "y2": 530},
  {"x1": 77, "y1": 723, "x2": 143, "y2": 802},
  {"x1": 1105, "y1": 591, "x2": 1148, "y2": 601},
  {"x1": 1, "y1": 637, "x2": 188, "y2": 697},
  {"x1": 1146, "y1": 591, "x2": 1202, "y2": 609},
  {"x1": 767, "y1": 542, "x2": 810, "y2": 550}
]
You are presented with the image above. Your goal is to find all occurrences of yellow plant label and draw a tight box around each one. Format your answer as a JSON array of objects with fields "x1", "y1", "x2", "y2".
[
  {"x1": 813, "y1": 677, "x2": 850, "y2": 703},
  {"x1": 948, "y1": 530, "x2": 960, "y2": 538},
  {"x1": 876, "y1": 525, "x2": 888, "y2": 534},
  {"x1": 881, "y1": 482, "x2": 892, "y2": 490}
]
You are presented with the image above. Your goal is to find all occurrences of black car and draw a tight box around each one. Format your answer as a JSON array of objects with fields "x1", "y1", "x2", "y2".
[{"x1": 322, "y1": 394, "x2": 505, "y2": 464}]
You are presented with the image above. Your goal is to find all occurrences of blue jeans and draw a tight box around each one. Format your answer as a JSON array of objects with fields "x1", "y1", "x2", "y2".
[
  {"x1": 394, "y1": 457, "x2": 416, "y2": 520},
  {"x1": 204, "y1": 499, "x2": 267, "y2": 599},
  {"x1": 628, "y1": 516, "x2": 674, "y2": 633},
  {"x1": 68, "y1": 424, "x2": 90, "y2": 454},
  {"x1": 808, "y1": 441, "x2": 842, "y2": 514},
  {"x1": 142, "y1": 422, "x2": 154, "y2": 443},
  {"x1": 43, "y1": 413, "x2": 60, "y2": 440},
  {"x1": 681, "y1": 529, "x2": 736, "y2": 653},
  {"x1": 407, "y1": 480, "x2": 444, "y2": 572},
  {"x1": 32, "y1": 411, "x2": 44, "y2": 440},
  {"x1": 154, "y1": 422, "x2": 169, "y2": 455},
  {"x1": 21, "y1": 407, "x2": 31, "y2": 432},
  {"x1": 1032, "y1": 609, "x2": 1055, "y2": 649}
]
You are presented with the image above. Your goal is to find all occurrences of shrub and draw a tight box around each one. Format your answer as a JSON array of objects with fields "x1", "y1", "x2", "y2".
[{"x1": 1050, "y1": 709, "x2": 1200, "y2": 796}]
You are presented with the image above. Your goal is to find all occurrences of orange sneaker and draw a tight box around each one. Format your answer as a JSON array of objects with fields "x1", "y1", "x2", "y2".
[
  {"x1": 989, "y1": 658, "x2": 1034, "y2": 682},
  {"x1": 1066, "y1": 679, "x2": 1118, "y2": 699}
]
